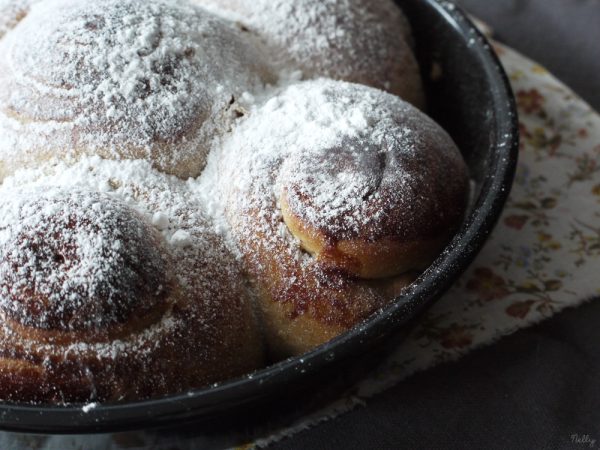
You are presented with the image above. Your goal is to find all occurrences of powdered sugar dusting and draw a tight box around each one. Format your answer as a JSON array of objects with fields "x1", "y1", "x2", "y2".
[
  {"x1": 81, "y1": 401, "x2": 97, "y2": 413},
  {"x1": 194, "y1": 0, "x2": 424, "y2": 106},
  {"x1": 0, "y1": 0, "x2": 469, "y2": 401},
  {"x1": 0, "y1": 0, "x2": 37, "y2": 38},
  {"x1": 0, "y1": 157, "x2": 257, "y2": 390},
  {"x1": 0, "y1": 189, "x2": 170, "y2": 331},
  {"x1": 0, "y1": 0, "x2": 274, "y2": 179},
  {"x1": 0, "y1": 156, "x2": 246, "y2": 295},
  {"x1": 198, "y1": 79, "x2": 463, "y2": 248}
]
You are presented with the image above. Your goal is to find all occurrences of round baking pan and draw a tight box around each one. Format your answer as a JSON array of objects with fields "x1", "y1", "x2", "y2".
[{"x1": 0, "y1": 0, "x2": 519, "y2": 436}]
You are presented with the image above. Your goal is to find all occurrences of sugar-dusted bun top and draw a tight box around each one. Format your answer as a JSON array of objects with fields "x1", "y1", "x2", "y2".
[
  {"x1": 0, "y1": 189, "x2": 172, "y2": 332},
  {"x1": 195, "y1": 0, "x2": 424, "y2": 107},
  {"x1": 206, "y1": 79, "x2": 467, "y2": 278},
  {"x1": 0, "y1": 0, "x2": 274, "y2": 179},
  {"x1": 277, "y1": 95, "x2": 468, "y2": 243}
]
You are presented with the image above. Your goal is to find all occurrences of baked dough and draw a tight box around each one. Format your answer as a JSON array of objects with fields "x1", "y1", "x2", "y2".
[
  {"x1": 194, "y1": 0, "x2": 425, "y2": 108},
  {"x1": 0, "y1": 158, "x2": 264, "y2": 402},
  {"x1": 203, "y1": 79, "x2": 467, "y2": 356},
  {"x1": 0, "y1": 0, "x2": 469, "y2": 399},
  {"x1": 0, "y1": 0, "x2": 274, "y2": 180}
]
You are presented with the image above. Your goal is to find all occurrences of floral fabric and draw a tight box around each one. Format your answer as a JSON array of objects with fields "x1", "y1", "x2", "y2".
[{"x1": 1, "y1": 43, "x2": 598, "y2": 450}]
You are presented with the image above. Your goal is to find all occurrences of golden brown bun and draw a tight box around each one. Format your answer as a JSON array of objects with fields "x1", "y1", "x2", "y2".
[
  {"x1": 0, "y1": 181, "x2": 263, "y2": 403},
  {"x1": 211, "y1": 79, "x2": 468, "y2": 357},
  {"x1": 220, "y1": 190, "x2": 417, "y2": 356},
  {"x1": 278, "y1": 132, "x2": 468, "y2": 280},
  {"x1": 194, "y1": 0, "x2": 425, "y2": 108},
  {"x1": 281, "y1": 190, "x2": 456, "y2": 280},
  {"x1": 0, "y1": 0, "x2": 274, "y2": 181}
]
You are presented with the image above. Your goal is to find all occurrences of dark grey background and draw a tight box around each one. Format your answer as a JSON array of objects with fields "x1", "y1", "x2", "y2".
[
  {"x1": 462, "y1": 0, "x2": 600, "y2": 112},
  {"x1": 274, "y1": 1, "x2": 600, "y2": 449}
]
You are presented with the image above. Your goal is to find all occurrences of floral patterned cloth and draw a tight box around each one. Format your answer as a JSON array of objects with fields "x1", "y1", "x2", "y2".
[{"x1": 1, "y1": 42, "x2": 599, "y2": 450}]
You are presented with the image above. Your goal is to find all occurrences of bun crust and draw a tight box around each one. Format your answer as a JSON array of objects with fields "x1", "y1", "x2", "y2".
[
  {"x1": 194, "y1": 0, "x2": 425, "y2": 108},
  {"x1": 208, "y1": 79, "x2": 467, "y2": 356},
  {"x1": 0, "y1": 161, "x2": 264, "y2": 403},
  {"x1": 0, "y1": 0, "x2": 468, "y2": 400},
  {"x1": 0, "y1": 0, "x2": 274, "y2": 180}
]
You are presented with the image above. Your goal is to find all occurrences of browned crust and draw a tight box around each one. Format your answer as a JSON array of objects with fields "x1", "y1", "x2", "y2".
[
  {"x1": 0, "y1": 278, "x2": 264, "y2": 403},
  {"x1": 0, "y1": 192, "x2": 264, "y2": 404},
  {"x1": 228, "y1": 203, "x2": 415, "y2": 358},
  {"x1": 281, "y1": 190, "x2": 458, "y2": 279}
]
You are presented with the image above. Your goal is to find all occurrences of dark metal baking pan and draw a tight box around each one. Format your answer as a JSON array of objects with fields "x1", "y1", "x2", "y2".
[{"x1": 0, "y1": 0, "x2": 519, "y2": 436}]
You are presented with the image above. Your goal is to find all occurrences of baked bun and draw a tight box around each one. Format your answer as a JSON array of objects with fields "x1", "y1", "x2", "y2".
[
  {"x1": 0, "y1": 0, "x2": 274, "y2": 181},
  {"x1": 202, "y1": 79, "x2": 467, "y2": 356},
  {"x1": 194, "y1": 0, "x2": 424, "y2": 108},
  {"x1": 0, "y1": 159, "x2": 264, "y2": 402}
]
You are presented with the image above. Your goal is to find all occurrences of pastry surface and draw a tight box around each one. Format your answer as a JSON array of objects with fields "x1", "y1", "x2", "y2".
[
  {"x1": 0, "y1": 158, "x2": 264, "y2": 402},
  {"x1": 198, "y1": 79, "x2": 467, "y2": 356},
  {"x1": 0, "y1": 0, "x2": 274, "y2": 180},
  {"x1": 0, "y1": 0, "x2": 469, "y2": 400},
  {"x1": 194, "y1": 0, "x2": 425, "y2": 107}
]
